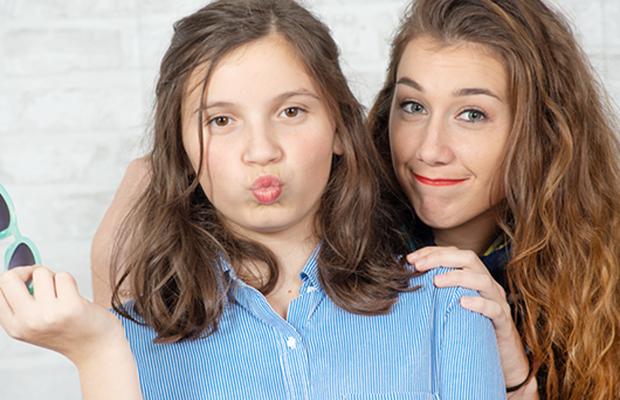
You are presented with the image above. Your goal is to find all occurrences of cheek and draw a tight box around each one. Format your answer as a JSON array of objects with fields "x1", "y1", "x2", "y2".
[
  {"x1": 461, "y1": 138, "x2": 506, "y2": 182},
  {"x1": 295, "y1": 137, "x2": 334, "y2": 175},
  {"x1": 181, "y1": 127, "x2": 205, "y2": 174},
  {"x1": 389, "y1": 122, "x2": 421, "y2": 166}
]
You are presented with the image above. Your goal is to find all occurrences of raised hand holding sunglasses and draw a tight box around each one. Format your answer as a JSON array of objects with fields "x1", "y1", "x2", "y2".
[
  {"x1": 0, "y1": 184, "x2": 41, "y2": 271},
  {"x1": 0, "y1": 183, "x2": 142, "y2": 400}
]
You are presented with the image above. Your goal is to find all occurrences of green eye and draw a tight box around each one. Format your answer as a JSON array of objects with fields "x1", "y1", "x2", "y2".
[
  {"x1": 458, "y1": 109, "x2": 487, "y2": 122},
  {"x1": 401, "y1": 101, "x2": 426, "y2": 114}
]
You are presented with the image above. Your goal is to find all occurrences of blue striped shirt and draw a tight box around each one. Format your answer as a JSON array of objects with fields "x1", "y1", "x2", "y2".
[{"x1": 118, "y1": 247, "x2": 505, "y2": 399}]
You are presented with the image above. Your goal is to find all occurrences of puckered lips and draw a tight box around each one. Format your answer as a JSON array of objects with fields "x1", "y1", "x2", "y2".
[
  {"x1": 413, "y1": 173, "x2": 469, "y2": 187},
  {"x1": 251, "y1": 175, "x2": 283, "y2": 205}
]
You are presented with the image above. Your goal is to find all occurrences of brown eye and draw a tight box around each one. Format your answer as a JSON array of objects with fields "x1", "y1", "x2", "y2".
[
  {"x1": 282, "y1": 107, "x2": 302, "y2": 118},
  {"x1": 209, "y1": 116, "x2": 230, "y2": 127}
]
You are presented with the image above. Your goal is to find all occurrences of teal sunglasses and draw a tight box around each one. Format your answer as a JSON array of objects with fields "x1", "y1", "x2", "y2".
[{"x1": 0, "y1": 183, "x2": 41, "y2": 271}]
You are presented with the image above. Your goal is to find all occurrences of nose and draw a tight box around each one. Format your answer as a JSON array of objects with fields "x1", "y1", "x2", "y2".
[
  {"x1": 415, "y1": 115, "x2": 455, "y2": 166},
  {"x1": 241, "y1": 120, "x2": 283, "y2": 165}
]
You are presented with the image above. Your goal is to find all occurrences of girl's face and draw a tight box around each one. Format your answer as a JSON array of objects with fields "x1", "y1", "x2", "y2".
[
  {"x1": 389, "y1": 36, "x2": 511, "y2": 234},
  {"x1": 182, "y1": 34, "x2": 342, "y2": 242}
]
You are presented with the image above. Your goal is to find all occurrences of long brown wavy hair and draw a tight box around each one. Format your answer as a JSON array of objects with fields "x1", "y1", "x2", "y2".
[
  {"x1": 111, "y1": 0, "x2": 413, "y2": 343},
  {"x1": 367, "y1": 0, "x2": 620, "y2": 398}
]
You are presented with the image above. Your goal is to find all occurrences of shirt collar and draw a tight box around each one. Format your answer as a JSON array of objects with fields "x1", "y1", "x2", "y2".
[
  {"x1": 482, "y1": 233, "x2": 509, "y2": 257},
  {"x1": 299, "y1": 243, "x2": 321, "y2": 289},
  {"x1": 220, "y1": 243, "x2": 323, "y2": 290}
]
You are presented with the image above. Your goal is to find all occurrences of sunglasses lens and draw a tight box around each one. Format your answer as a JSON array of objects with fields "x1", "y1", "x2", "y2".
[
  {"x1": 8, "y1": 243, "x2": 36, "y2": 269},
  {"x1": 0, "y1": 194, "x2": 9, "y2": 232}
]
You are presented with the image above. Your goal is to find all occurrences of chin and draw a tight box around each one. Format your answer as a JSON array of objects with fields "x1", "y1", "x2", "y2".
[{"x1": 416, "y1": 213, "x2": 461, "y2": 230}]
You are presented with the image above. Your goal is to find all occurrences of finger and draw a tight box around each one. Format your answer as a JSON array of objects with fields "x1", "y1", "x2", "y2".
[
  {"x1": 32, "y1": 267, "x2": 57, "y2": 302},
  {"x1": 434, "y1": 270, "x2": 504, "y2": 300},
  {"x1": 0, "y1": 286, "x2": 19, "y2": 333},
  {"x1": 406, "y1": 246, "x2": 444, "y2": 264},
  {"x1": 0, "y1": 268, "x2": 35, "y2": 313},
  {"x1": 412, "y1": 248, "x2": 485, "y2": 273},
  {"x1": 0, "y1": 287, "x2": 15, "y2": 317},
  {"x1": 460, "y1": 296, "x2": 510, "y2": 328},
  {"x1": 2, "y1": 266, "x2": 34, "y2": 283},
  {"x1": 54, "y1": 272, "x2": 82, "y2": 302}
]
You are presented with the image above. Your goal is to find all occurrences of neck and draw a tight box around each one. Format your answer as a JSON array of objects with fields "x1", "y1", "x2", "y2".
[
  {"x1": 227, "y1": 214, "x2": 318, "y2": 283},
  {"x1": 231, "y1": 221, "x2": 318, "y2": 320},
  {"x1": 432, "y1": 208, "x2": 499, "y2": 255},
  {"x1": 254, "y1": 232, "x2": 317, "y2": 280}
]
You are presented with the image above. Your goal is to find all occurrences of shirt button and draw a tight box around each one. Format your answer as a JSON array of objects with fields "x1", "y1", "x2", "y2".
[
  {"x1": 306, "y1": 286, "x2": 317, "y2": 293},
  {"x1": 286, "y1": 336, "x2": 297, "y2": 349}
]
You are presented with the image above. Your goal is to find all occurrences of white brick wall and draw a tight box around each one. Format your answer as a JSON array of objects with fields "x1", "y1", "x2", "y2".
[{"x1": 0, "y1": 1, "x2": 618, "y2": 398}]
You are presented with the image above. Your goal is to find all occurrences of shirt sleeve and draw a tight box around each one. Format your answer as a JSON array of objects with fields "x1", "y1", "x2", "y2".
[{"x1": 436, "y1": 286, "x2": 506, "y2": 399}]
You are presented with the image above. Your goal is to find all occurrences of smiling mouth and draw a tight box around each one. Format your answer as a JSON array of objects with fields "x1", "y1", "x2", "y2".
[
  {"x1": 413, "y1": 173, "x2": 469, "y2": 187},
  {"x1": 251, "y1": 175, "x2": 283, "y2": 205}
]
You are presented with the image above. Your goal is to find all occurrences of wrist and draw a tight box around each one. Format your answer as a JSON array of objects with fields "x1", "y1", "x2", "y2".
[
  {"x1": 74, "y1": 334, "x2": 142, "y2": 400},
  {"x1": 72, "y1": 322, "x2": 129, "y2": 369},
  {"x1": 507, "y1": 378, "x2": 539, "y2": 399},
  {"x1": 504, "y1": 362, "x2": 531, "y2": 388},
  {"x1": 505, "y1": 351, "x2": 534, "y2": 394}
]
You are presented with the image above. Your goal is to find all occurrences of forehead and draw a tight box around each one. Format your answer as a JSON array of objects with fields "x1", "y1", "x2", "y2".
[
  {"x1": 183, "y1": 34, "x2": 320, "y2": 109},
  {"x1": 397, "y1": 36, "x2": 508, "y2": 95}
]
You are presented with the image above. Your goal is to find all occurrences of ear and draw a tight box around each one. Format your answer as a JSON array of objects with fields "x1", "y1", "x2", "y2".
[{"x1": 332, "y1": 129, "x2": 344, "y2": 156}]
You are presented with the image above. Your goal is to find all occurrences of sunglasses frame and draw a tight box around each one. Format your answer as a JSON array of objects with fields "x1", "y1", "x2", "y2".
[{"x1": 0, "y1": 183, "x2": 41, "y2": 270}]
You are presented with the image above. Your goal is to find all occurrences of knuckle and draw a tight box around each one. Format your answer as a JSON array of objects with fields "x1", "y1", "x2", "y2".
[
  {"x1": 490, "y1": 302, "x2": 504, "y2": 317},
  {"x1": 16, "y1": 319, "x2": 39, "y2": 337},
  {"x1": 497, "y1": 284, "x2": 507, "y2": 299},
  {"x1": 481, "y1": 274, "x2": 493, "y2": 287},
  {"x1": 32, "y1": 266, "x2": 49, "y2": 278},
  {"x1": 466, "y1": 251, "x2": 479, "y2": 264},
  {"x1": 502, "y1": 304, "x2": 512, "y2": 316},
  {"x1": 40, "y1": 311, "x2": 61, "y2": 327},
  {"x1": 55, "y1": 271, "x2": 74, "y2": 284}
]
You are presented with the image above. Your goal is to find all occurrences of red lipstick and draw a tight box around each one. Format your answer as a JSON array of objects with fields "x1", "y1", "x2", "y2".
[
  {"x1": 413, "y1": 173, "x2": 468, "y2": 186},
  {"x1": 251, "y1": 175, "x2": 282, "y2": 204}
]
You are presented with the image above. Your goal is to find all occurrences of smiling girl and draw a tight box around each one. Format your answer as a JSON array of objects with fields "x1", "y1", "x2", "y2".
[
  {"x1": 0, "y1": 1, "x2": 505, "y2": 399},
  {"x1": 368, "y1": 0, "x2": 620, "y2": 398}
]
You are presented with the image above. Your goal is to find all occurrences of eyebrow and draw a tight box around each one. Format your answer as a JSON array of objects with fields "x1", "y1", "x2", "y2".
[
  {"x1": 274, "y1": 89, "x2": 321, "y2": 103},
  {"x1": 396, "y1": 77, "x2": 503, "y2": 102},
  {"x1": 194, "y1": 89, "x2": 321, "y2": 115}
]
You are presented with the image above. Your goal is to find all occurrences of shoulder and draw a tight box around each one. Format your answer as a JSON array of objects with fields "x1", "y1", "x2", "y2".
[
  {"x1": 110, "y1": 301, "x2": 157, "y2": 342},
  {"x1": 406, "y1": 267, "x2": 478, "y2": 314}
]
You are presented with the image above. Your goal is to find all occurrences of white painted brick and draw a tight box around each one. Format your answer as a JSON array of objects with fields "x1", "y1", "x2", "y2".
[
  {"x1": 604, "y1": 0, "x2": 620, "y2": 49},
  {"x1": 0, "y1": 85, "x2": 144, "y2": 134},
  {"x1": 136, "y1": 0, "x2": 204, "y2": 18},
  {"x1": 0, "y1": 133, "x2": 141, "y2": 185},
  {"x1": 550, "y1": 0, "x2": 605, "y2": 52},
  {"x1": 1, "y1": 28, "x2": 124, "y2": 75},
  {"x1": 2, "y1": 0, "x2": 137, "y2": 19},
  {"x1": 136, "y1": 18, "x2": 176, "y2": 69}
]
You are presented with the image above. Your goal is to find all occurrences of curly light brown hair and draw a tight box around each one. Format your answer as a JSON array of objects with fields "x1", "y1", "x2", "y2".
[{"x1": 368, "y1": 0, "x2": 620, "y2": 398}]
